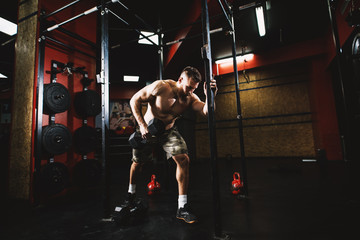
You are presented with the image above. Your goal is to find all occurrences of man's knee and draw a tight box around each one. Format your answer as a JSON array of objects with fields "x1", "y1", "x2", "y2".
[
  {"x1": 131, "y1": 161, "x2": 144, "y2": 170},
  {"x1": 173, "y1": 154, "x2": 190, "y2": 168}
]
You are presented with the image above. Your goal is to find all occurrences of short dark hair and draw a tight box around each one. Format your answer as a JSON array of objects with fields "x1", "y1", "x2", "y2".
[{"x1": 182, "y1": 66, "x2": 202, "y2": 83}]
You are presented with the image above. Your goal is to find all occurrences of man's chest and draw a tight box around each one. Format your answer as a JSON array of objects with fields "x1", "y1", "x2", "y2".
[{"x1": 155, "y1": 95, "x2": 190, "y2": 114}]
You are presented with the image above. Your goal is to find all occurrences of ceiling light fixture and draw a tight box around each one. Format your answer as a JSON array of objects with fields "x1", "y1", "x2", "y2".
[
  {"x1": 0, "y1": 17, "x2": 17, "y2": 36},
  {"x1": 215, "y1": 53, "x2": 254, "y2": 65},
  {"x1": 124, "y1": 75, "x2": 139, "y2": 82},
  {"x1": 138, "y1": 31, "x2": 159, "y2": 45},
  {"x1": 0, "y1": 73, "x2": 8, "y2": 78},
  {"x1": 255, "y1": 6, "x2": 266, "y2": 37}
]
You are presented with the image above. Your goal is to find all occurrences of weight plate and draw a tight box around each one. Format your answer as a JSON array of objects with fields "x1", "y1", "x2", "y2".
[
  {"x1": 44, "y1": 83, "x2": 71, "y2": 114},
  {"x1": 40, "y1": 162, "x2": 69, "y2": 195},
  {"x1": 73, "y1": 159, "x2": 102, "y2": 188},
  {"x1": 73, "y1": 125, "x2": 98, "y2": 154},
  {"x1": 74, "y1": 90, "x2": 101, "y2": 118},
  {"x1": 42, "y1": 124, "x2": 72, "y2": 155}
]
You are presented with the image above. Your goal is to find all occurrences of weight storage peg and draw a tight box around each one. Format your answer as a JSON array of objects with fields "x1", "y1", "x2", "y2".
[{"x1": 128, "y1": 118, "x2": 165, "y2": 149}]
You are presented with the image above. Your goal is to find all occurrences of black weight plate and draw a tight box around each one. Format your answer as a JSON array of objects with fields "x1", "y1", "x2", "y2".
[
  {"x1": 74, "y1": 90, "x2": 101, "y2": 118},
  {"x1": 73, "y1": 125, "x2": 98, "y2": 154},
  {"x1": 44, "y1": 83, "x2": 71, "y2": 114},
  {"x1": 73, "y1": 159, "x2": 102, "y2": 188},
  {"x1": 40, "y1": 162, "x2": 69, "y2": 195},
  {"x1": 42, "y1": 124, "x2": 72, "y2": 155}
]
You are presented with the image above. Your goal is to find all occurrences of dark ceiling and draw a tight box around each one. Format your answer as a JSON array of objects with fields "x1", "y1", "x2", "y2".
[
  {"x1": 0, "y1": 0, "x2": 331, "y2": 90},
  {"x1": 107, "y1": 0, "x2": 330, "y2": 82}
]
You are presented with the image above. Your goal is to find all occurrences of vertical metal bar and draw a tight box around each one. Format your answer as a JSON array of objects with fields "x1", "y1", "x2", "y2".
[
  {"x1": 100, "y1": 1, "x2": 111, "y2": 218},
  {"x1": 201, "y1": 0, "x2": 223, "y2": 237},
  {"x1": 326, "y1": 0, "x2": 349, "y2": 161},
  {"x1": 158, "y1": 27, "x2": 163, "y2": 80},
  {"x1": 34, "y1": 35, "x2": 46, "y2": 204},
  {"x1": 216, "y1": 0, "x2": 233, "y2": 30},
  {"x1": 230, "y1": 13, "x2": 248, "y2": 195}
]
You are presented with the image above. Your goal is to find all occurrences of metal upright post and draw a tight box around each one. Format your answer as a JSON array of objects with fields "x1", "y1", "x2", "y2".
[
  {"x1": 34, "y1": 34, "x2": 46, "y2": 204},
  {"x1": 230, "y1": 11, "x2": 248, "y2": 195},
  {"x1": 326, "y1": 0, "x2": 349, "y2": 161},
  {"x1": 158, "y1": 26, "x2": 163, "y2": 80},
  {"x1": 201, "y1": 0, "x2": 223, "y2": 238},
  {"x1": 100, "y1": 0, "x2": 111, "y2": 218}
]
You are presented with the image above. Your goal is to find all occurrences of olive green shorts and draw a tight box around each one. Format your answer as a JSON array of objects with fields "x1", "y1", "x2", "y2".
[{"x1": 131, "y1": 126, "x2": 188, "y2": 163}]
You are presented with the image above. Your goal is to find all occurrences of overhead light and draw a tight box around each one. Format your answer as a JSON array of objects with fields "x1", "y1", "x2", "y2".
[
  {"x1": 255, "y1": 6, "x2": 266, "y2": 37},
  {"x1": 215, "y1": 53, "x2": 254, "y2": 64},
  {"x1": 0, "y1": 73, "x2": 8, "y2": 78},
  {"x1": 124, "y1": 75, "x2": 139, "y2": 82},
  {"x1": 138, "y1": 31, "x2": 159, "y2": 45},
  {"x1": 0, "y1": 17, "x2": 17, "y2": 36}
]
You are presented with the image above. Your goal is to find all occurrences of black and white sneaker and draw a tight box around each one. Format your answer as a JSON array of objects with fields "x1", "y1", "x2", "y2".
[
  {"x1": 123, "y1": 193, "x2": 136, "y2": 208},
  {"x1": 176, "y1": 204, "x2": 198, "y2": 224}
]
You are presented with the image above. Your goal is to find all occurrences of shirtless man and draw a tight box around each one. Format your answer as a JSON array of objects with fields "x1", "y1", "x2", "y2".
[{"x1": 126, "y1": 66, "x2": 217, "y2": 223}]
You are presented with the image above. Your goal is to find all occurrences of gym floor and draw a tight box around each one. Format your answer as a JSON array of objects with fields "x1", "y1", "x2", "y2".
[{"x1": 1, "y1": 157, "x2": 359, "y2": 240}]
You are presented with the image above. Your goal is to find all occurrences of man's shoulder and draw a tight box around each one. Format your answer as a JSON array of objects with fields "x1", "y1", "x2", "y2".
[
  {"x1": 158, "y1": 79, "x2": 176, "y2": 86},
  {"x1": 149, "y1": 79, "x2": 175, "y2": 96}
]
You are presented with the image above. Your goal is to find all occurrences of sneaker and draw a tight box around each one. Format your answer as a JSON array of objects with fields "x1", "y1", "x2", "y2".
[
  {"x1": 123, "y1": 193, "x2": 136, "y2": 208},
  {"x1": 176, "y1": 204, "x2": 198, "y2": 224}
]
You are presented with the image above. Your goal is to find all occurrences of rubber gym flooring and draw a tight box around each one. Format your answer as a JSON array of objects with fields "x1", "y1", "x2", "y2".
[{"x1": 1, "y1": 157, "x2": 359, "y2": 240}]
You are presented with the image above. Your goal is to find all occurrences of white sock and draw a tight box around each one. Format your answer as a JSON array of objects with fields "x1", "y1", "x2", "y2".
[
  {"x1": 128, "y1": 184, "x2": 136, "y2": 194},
  {"x1": 178, "y1": 195, "x2": 187, "y2": 209}
]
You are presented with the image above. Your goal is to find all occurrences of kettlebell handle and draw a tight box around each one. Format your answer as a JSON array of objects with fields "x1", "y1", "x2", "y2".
[
  {"x1": 151, "y1": 174, "x2": 156, "y2": 182},
  {"x1": 233, "y1": 172, "x2": 240, "y2": 180}
]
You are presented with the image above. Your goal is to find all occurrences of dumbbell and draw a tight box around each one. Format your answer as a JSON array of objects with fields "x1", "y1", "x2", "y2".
[{"x1": 128, "y1": 118, "x2": 165, "y2": 149}]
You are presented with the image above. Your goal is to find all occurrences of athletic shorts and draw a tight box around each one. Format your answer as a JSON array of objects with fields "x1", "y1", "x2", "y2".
[{"x1": 131, "y1": 126, "x2": 188, "y2": 163}]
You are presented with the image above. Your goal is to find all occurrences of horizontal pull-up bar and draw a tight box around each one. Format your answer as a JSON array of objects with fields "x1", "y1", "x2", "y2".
[
  {"x1": 111, "y1": 31, "x2": 158, "y2": 49},
  {"x1": 165, "y1": 27, "x2": 223, "y2": 46},
  {"x1": 108, "y1": 8, "x2": 158, "y2": 46},
  {"x1": 238, "y1": 2, "x2": 262, "y2": 11},
  {"x1": 45, "y1": 36, "x2": 96, "y2": 59},
  {"x1": 44, "y1": 0, "x2": 116, "y2": 33},
  {"x1": 43, "y1": 0, "x2": 82, "y2": 19},
  {"x1": 113, "y1": 0, "x2": 157, "y2": 33},
  {"x1": 56, "y1": 26, "x2": 97, "y2": 48},
  {"x1": 45, "y1": 6, "x2": 99, "y2": 32},
  {"x1": 111, "y1": 27, "x2": 224, "y2": 49}
]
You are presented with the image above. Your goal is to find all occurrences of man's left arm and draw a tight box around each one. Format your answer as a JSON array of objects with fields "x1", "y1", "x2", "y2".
[{"x1": 192, "y1": 78, "x2": 218, "y2": 116}]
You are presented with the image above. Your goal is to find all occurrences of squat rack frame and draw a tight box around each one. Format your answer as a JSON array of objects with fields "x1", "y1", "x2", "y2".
[{"x1": 35, "y1": 0, "x2": 248, "y2": 238}]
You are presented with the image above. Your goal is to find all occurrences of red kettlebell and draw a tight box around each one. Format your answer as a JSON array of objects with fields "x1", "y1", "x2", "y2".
[
  {"x1": 147, "y1": 174, "x2": 160, "y2": 195},
  {"x1": 231, "y1": 172, "x2": 243, "y2": 195}
]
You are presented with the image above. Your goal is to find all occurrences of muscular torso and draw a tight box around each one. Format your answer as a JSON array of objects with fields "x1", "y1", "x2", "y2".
[{"x1": 144, "y1": 80, "x2": 193, "y2": 130}]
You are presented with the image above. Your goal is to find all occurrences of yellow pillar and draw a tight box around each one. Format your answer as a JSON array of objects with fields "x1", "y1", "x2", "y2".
[{"x1": 8, "y1": 0, "x2": 39, "y2": 200}]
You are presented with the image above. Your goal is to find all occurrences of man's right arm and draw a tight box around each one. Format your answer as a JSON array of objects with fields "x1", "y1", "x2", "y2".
[{"x1": 129, "y1": 80, "x2": 165, "y2": 139}]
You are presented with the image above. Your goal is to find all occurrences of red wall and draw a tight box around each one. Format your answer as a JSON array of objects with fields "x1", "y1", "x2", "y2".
[
  {"x1": 110, "y1": 85, "x2": 140, "y2": 100},
  {"x1": 32, "y1": 0, "x2": 98, "y2": 199}
]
